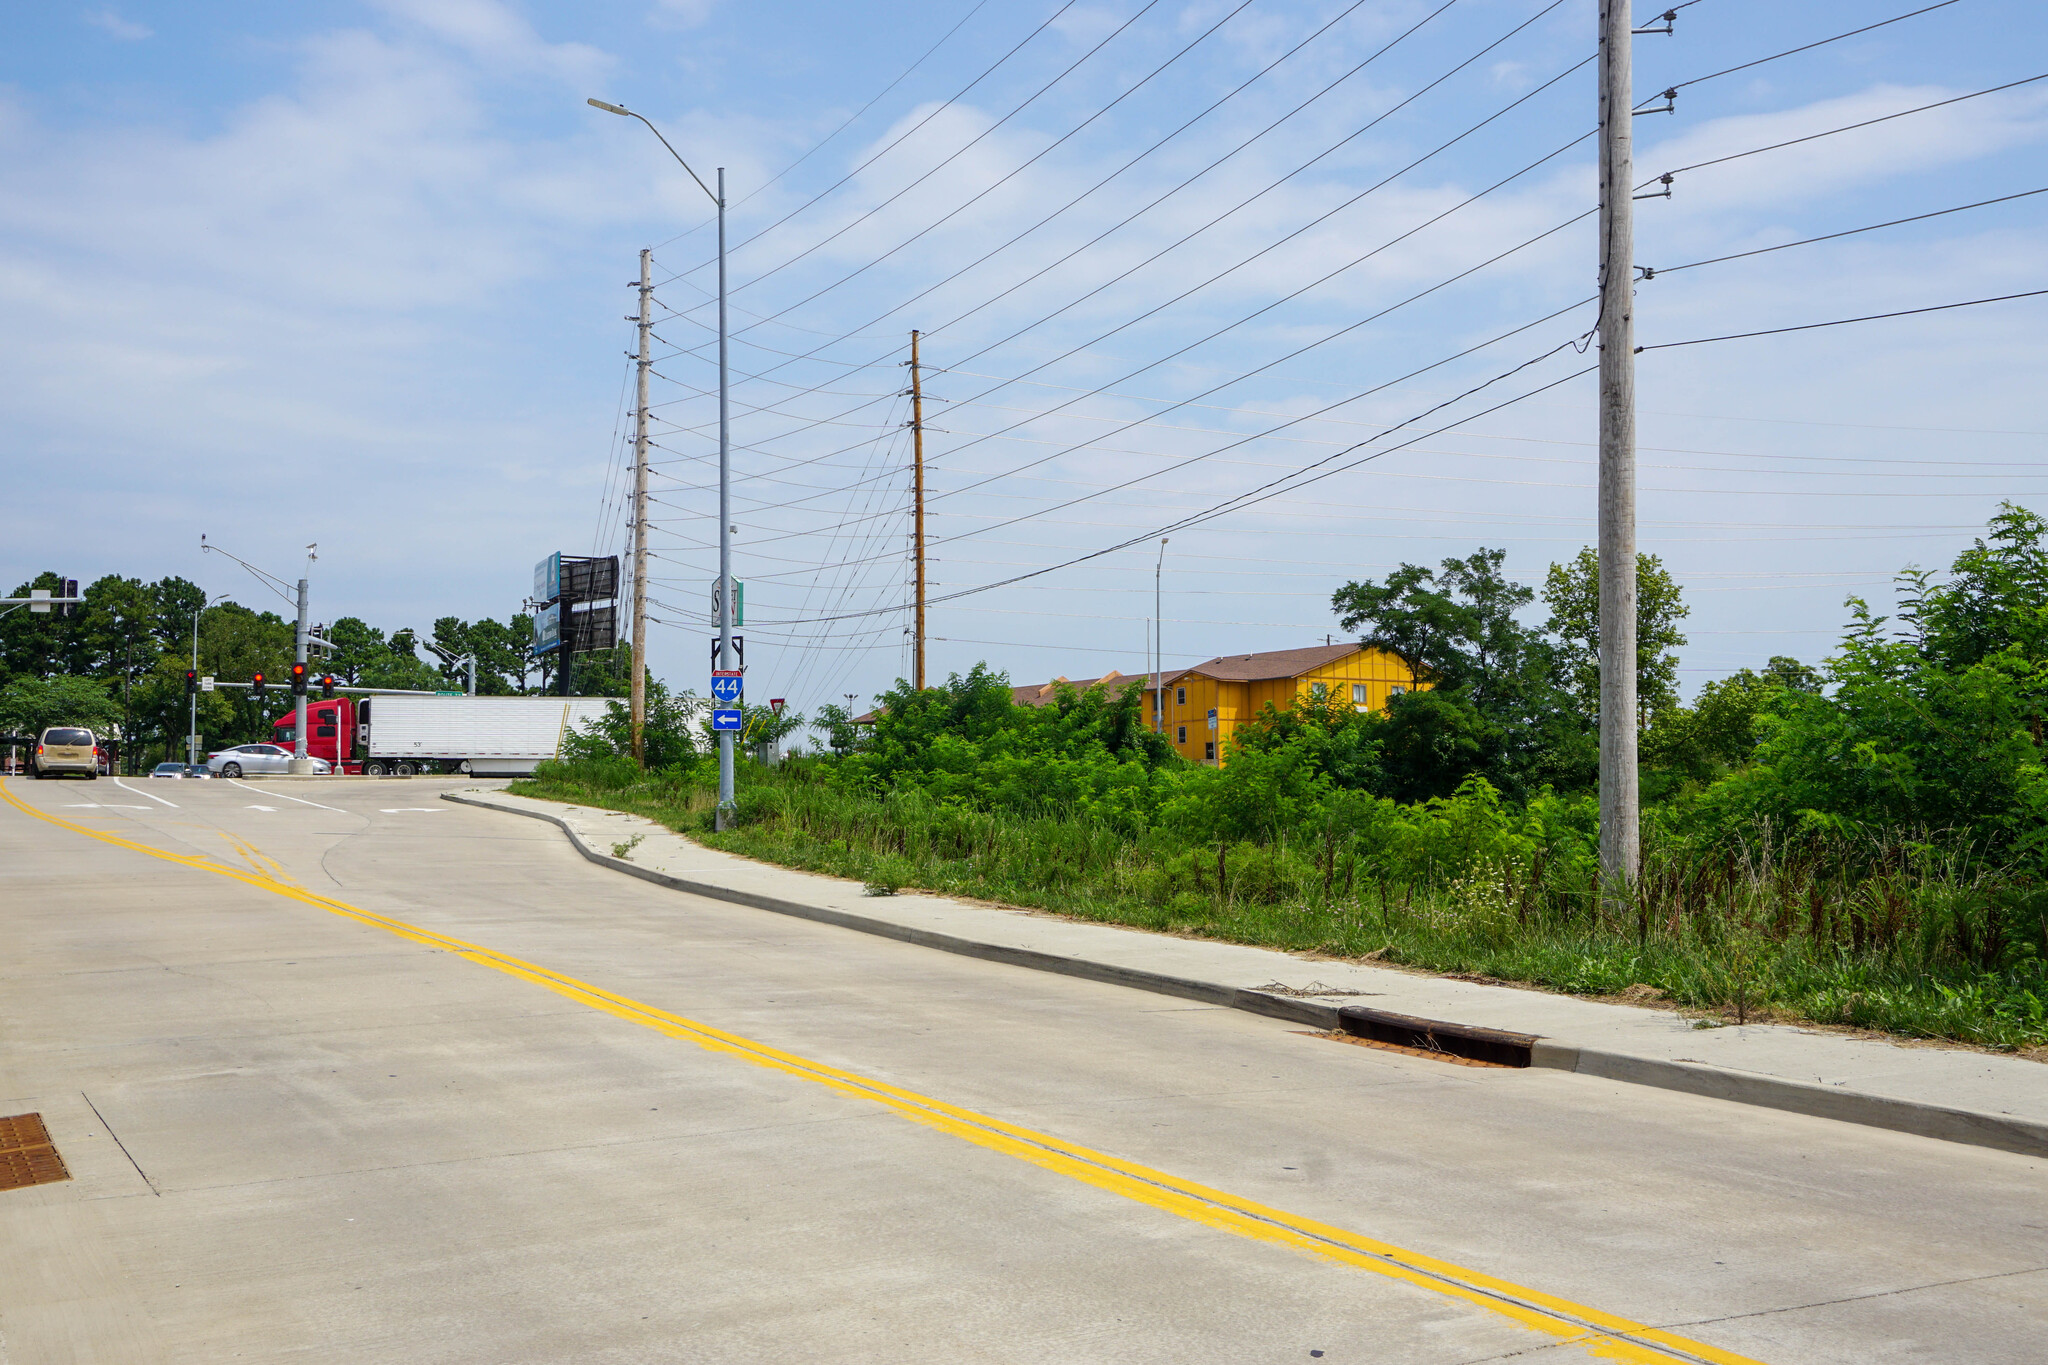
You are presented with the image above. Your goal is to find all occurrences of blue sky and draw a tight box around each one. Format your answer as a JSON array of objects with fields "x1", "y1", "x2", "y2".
[{"x1": 4, "y1": 0, "x2": 2044, "y2": 718}]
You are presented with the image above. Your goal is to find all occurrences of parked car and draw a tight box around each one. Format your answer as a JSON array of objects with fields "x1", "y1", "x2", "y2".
[
  {"x1": 205, "y1": 744, "x2": 332, "y2": 778},
  {"x1": 31, "y1": 727, "x2": 100, "y2": 779},
  {"x1": 149, "y1": 762, "x2": 209, "y2": 779}
]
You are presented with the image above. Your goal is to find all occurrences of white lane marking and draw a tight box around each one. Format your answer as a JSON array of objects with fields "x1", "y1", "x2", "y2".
[
  {"x1": 229, "y1": 779, "x2": 345, "y2": 813},
  {"x1": 245, "y1": 805, "x2": 279, "y2": 812},
  {"x1": 63, "y1": 803, "x2": 150, "y2": 809},
  {"x1": 379, "y1": 808, "x2": 441, "y2": 814},
  {"x1": 113, "y1": 776, "x2": 179, "y2": 808}
]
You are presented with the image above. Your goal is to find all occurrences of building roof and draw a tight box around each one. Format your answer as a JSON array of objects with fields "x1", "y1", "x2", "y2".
[
  {"x1": 851, "y1": 645, "x2": 1373, "y2": 722},
  {"x1": 1179, "y1": 642, "x2": 1363, "y2": 682}
]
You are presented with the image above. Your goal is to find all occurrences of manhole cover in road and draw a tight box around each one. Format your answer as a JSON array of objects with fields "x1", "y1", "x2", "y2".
[{"x1": 0, "y1": 1112, "x2": 71, "y2": 1192}]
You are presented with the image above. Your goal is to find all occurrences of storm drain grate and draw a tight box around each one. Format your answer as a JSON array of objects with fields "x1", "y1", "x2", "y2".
[
  {"x1": 1336, "y1": 1005, "x2": 1538, "y2": 1068},
  {"x1": 1312, "y1": 1031, "x2": 1516, "y2": 1068},
  {"x1": 0, "y1": 1112, "x2": 70, "y2": 1192}
]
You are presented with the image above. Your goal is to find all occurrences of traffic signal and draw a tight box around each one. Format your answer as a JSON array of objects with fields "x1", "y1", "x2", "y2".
[
  {"x1": 185, "y1": 670, "x2": 198, "y2": 696},
  {"x1": 290, "y1": 661, "x2": 308, "y2": 696},
  {"x1": 321, "y1": 674, "x2": 336, "y2": 700},
  {"x1": 251, "y1": 671, "x2": 267, "y2": 699},
  {"x1": 58, "y1": 578, "x2": 79, "y2": 619}
]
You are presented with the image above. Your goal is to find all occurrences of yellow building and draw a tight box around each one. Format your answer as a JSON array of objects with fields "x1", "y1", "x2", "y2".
[
  {"x1": 1006, "y1": 644, "x2": 1423, "y2": 767},
  {"x1": 1140, "y1": 643, "x2": 1421, "y2": 765}
]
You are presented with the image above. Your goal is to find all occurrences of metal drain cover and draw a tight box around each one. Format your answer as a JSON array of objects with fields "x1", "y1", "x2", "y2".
[{"x1": 0, "y1": 1113, "x2": 70, "y2": 1192}]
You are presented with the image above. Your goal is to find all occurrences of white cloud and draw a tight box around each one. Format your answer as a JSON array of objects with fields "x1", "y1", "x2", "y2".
[
  {"x1": 648, "y1": 0, "x2": 718, "y2": 30},
  {"x1": 84, "y1": 9, "x2": 152, "y2": 41},
  {"x1": 360, "y1": 0, "x2": 610, "y2": 83}
]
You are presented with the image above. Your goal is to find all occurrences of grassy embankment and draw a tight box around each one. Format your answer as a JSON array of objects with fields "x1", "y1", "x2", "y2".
[{"x1": 513, "y1": 759, "x2": 2048, "y2": 1054}]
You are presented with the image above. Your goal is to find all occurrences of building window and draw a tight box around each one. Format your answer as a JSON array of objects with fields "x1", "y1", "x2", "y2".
[
  {"x1": 1310, "y1": 682, "x2": 1327, "y2": 700},
  {"x1": 1204, "y1": 741, "x2": 1216, "y2": 761},
  {"x1": 1176, "y1": 686, "x2": 1186, "y2": 705},
  {"x1": 1352, "y1": 683, "x2": 1369, "y2": 703},
  {"x1": 1177, "y1": 725, "x2": 1187, "y2": 744}
]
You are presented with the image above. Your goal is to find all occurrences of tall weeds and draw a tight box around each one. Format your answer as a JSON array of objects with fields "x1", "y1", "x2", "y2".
[{"x1": 519, "y1": 758, "x2": 2048, "y2": 1051}]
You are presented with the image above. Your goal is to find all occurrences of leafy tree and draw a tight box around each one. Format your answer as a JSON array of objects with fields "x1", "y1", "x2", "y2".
[
  {"x1": 1, "y1": 572, "x2": 90, "y2": 683},
  {"x1": 1541, "y1": 547, "x2": 1690, "y2": 725},
  {"x1": 1332, "y1": 549, "x2": 1547, "y2": 711},
  {"x1": 325, "y1": 617, "x2": 388, "y2": 686},
  {"x1": 1331, "y1": 549, "x2": 1581, "y2": 798},
  {"x1": 1901, "y1": 503, "x2": 2048, "y2": 672},
  {"x1": 812, "y1": 703, "x2": 861, "y2": 755},
  {"x1": 0, "y1": 675, "x2": 122, "y2": 737},
  {"x1": 1643, "y1": 656, "x2": 1820, "y2": 795},
  {"x1": 147, "y1": 577, "x2": 208, "y2": 655},
  {"x1": 562, "y1": 679, "x2": 705, "y2": 769}
]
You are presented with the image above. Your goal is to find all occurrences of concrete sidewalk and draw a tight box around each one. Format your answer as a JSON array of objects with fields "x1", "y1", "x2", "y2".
[{"x1": 445, "y1": 789, "x2": 2048, "y2": 1158}]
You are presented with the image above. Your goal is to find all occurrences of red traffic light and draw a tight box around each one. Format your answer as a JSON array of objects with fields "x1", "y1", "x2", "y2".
[
  {"x1": 251, "y1": 671, "x2": 267, "y2": 695},
  {"x1": 184, "y1": 669, "x2": 198, "y2": 694},
  {"x1": 290, "y1": 661, "x2": 309, "y2": 695}
]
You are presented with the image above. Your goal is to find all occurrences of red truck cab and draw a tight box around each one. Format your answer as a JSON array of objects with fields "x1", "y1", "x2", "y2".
[{"x1": 272, "y1": 697, "x2": 359, "y2": 773}]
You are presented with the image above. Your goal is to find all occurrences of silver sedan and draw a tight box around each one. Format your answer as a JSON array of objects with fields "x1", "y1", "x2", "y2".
[{"x1": 206, "y1": 744, "x2": 331, "y2": 778}]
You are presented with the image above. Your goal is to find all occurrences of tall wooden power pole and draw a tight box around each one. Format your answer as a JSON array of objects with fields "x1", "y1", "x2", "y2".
[
  {"x1": 909, "y1": 329, "x2": 927, "y2": 691},
  {"x1": 1597, "y1": 0, "x2": 1639, "y2": 891},
  {"x1": 630, "y1": 248, "x2": 652, "y2": 762}
]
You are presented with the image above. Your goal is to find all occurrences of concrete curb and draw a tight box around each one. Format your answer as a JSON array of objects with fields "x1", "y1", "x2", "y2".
[{"x1": 444, "y1": 790, "x2": 2048, "y2": 1160}]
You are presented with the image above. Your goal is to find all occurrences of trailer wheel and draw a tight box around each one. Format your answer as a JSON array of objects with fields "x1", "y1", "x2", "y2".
[
  {"x1": 456, "y1": 760, "x2": 473, "y2": 776},
  {"x1": 394, "y1": 761, "x2": 416, "y2": 777},
  {"x1": 364, "y1": 760, "x2": 386, "y2": 776}
]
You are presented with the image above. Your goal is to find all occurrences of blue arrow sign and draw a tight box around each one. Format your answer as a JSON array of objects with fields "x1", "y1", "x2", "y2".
[
  {"x1": 711, "y1": 708, "x2": 743, "y2": 732},
  {"x1": 710, "y1": 673, "x2": 743, "y2": 703}
]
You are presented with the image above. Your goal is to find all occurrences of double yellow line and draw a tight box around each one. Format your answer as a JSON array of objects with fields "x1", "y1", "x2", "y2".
[{"x1": 0, "y1": 782, "x2": 1764, "y2": 1365}]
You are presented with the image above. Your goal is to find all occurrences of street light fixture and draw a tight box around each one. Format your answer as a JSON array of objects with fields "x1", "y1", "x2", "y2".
[{"x1": 589, "y1": 95, "x2": 736, "y2": 828}]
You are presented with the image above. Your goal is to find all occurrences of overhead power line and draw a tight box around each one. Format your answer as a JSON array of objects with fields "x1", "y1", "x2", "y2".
[
  {"x1": 657, "y1": 0, "x2": 1083, "y2": 282},
  {"x1": 1632, "y1": 1, "x2": 1963, "y2": 110},
  {"x1": 1647, "y1": 72, "x2": 2048, "y2": 189},
  {"x1": 1644, "y1": 186, "x2": 2048, "y2": 276},
  {"x1": 1641, "y1": 288, "x2": 2048, "y2": 351}
]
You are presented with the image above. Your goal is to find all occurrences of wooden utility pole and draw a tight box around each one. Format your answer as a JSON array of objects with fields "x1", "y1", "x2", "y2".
[
  {"x1": 1597, "y1": 0, "x2": 1639, "y2": 890},
  {"x1": 909, "y1": 329, "x2": 927, "y2": 691},
  {"x1": 630, "y1": 248, "x2": 652, "y2": 761}
]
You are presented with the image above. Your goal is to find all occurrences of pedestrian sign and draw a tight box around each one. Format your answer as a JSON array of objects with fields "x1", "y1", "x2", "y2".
[
  {"x1": 710, "y1": 671, "x2": 743, "y2": 703},
  {"x1": 711, "y1": 708, "x2": 743, "y2": 732}
]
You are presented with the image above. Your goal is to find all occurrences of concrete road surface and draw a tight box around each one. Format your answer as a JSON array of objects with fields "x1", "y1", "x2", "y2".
[{"x1": 1, "y1": 773, "x2": 2043, "y2": 1365}]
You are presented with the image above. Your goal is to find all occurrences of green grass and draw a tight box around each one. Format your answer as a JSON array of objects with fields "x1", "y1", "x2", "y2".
[{"x1": 513, "y1": 759, "x2": 2048, "y2": 1054}]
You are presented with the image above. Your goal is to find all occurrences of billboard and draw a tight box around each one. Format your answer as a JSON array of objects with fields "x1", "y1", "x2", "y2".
[
  {"x1": 568, "y1": 603, "x2": 616, "y2": 651},
  {"x1": 562, "y1": 555, "x2": 619, "y2": 602},
  {"x1": 532, "y1": 603, "x2": 561, "y2": 654},
  {"x1": 533, "y1": 552, "x2": 560, "y2": 605}
]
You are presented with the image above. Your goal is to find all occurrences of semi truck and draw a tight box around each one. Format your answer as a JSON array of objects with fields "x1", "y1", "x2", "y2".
[{"x1": 272, "y1": 694, "x2": 610, "y2": 776}]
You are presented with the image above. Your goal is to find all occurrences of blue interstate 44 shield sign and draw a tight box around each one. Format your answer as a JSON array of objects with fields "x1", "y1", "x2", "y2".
[
  {"x1": 711, "y1": 708, "x2": 743, "y2": 732},
  {"x1": 710, "y1": 671, "x2": 743, "y2": 703}
]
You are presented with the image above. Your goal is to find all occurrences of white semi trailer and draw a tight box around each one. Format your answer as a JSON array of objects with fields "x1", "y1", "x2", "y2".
[
  {"x1": 276, "y1": 694, "x2": 612, "y2": 776},
  {"x1": 358, "y1": 695, "x2": 611, "y2": 776}
]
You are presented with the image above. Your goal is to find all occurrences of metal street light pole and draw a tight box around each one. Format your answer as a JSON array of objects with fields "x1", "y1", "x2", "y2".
[
  {"x1": 589, "y1": 97, "x2": 735, "y2": 825},
  {"x1": 191, "y1": 592, "x2": 230, "y2": 767}
]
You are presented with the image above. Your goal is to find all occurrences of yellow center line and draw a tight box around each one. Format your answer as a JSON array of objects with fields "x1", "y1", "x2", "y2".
[{"x1": 0, "y1": 780, "x2": 1765, "y2": 1365}]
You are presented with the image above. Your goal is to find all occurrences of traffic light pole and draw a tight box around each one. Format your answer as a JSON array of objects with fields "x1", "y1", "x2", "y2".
[{"x1": 289, "y1": 575, "x2": 315, "y2": 773}]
